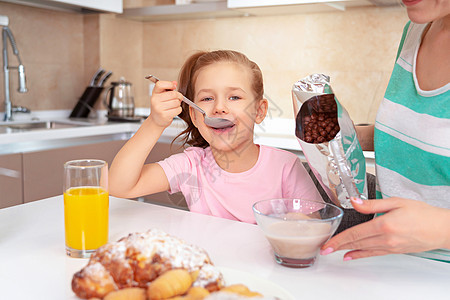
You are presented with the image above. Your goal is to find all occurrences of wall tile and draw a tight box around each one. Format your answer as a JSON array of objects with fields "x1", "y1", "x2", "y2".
[
  {"x1": 83, "y1": 15, "x2": 101, "y2": 88},
  {"x1": 98, "y1": 14, "x2": 145, "y2": 109},
  {"x1": 0, "y1": 2, "x2": 85, "y2": 112}
]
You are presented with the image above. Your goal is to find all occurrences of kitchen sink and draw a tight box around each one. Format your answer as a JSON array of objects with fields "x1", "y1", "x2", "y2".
[{"x1": 0, "y1": 120, "x2": 91, "y2": 133}]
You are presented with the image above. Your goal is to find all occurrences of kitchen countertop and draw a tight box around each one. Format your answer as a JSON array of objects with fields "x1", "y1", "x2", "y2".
[
  {"x1": 0, "y1": 110, "x2": 140, "y2": 146},
  {"x1": 0, "y1": 110, "x2": 179, "y2": 154},
  {"x1": 0, "y1": 196, "x2": 449, "y2": 300}
]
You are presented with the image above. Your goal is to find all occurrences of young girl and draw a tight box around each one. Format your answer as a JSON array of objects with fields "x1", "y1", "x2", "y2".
[{"x1": 109, "y1": 50, "x2": 322, "y2": 223}]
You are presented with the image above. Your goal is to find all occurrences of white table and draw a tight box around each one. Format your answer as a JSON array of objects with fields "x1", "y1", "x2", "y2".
[{"x1": 1, "y1": 196, "x2": 449, "y2": 299}]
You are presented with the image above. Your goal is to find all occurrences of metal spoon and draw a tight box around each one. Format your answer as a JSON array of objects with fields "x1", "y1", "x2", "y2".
[{"x1": 145, "y1": 75, "x2": 235, "y2": 129}]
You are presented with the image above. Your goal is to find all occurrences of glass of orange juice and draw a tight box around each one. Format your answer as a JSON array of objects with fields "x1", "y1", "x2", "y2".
[{"x1": 64, "y1": 159, "x2": 109, "y2": 258}]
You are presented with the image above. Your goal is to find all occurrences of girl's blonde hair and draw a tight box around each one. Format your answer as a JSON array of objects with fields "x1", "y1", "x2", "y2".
[{"x1": 175, "y1": 50, "x2": 264, "y2": 148}]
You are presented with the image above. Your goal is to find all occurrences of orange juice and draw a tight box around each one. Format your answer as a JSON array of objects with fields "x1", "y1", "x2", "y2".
[{"x1": 64, "y1": 186, "x2": 109, "y2": 251}]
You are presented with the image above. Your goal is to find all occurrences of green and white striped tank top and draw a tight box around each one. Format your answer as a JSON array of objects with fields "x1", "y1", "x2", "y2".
[{"x1": 374, "y1": 21, "x2": 450, "y2": 262}]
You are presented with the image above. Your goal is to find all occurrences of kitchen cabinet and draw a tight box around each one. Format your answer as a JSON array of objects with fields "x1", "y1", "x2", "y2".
[
  {"x1": 122, "y1": 1, "x2": 245, "y2": 22},
  {"x1": 121, "y1": 0, "x2": 378, "y2": 22},
  {"x1": 2, "y1": 0, "x2": 122, "y2": 13},
  {"x1": 228, "y1": 0, "x2": 374, "y2": 15},
  {"x1": 1, "y1": 137, "x2": 185, "y2": 208},
  {"x1": 0, "y1": 153, "x2": 23, "y2": 209},
  {"x1": 22, "y1": 139, "x2": 127, "y2": 203},
  {"x1": 22, "y1": 139, "x2": 186, "y2": 207}
]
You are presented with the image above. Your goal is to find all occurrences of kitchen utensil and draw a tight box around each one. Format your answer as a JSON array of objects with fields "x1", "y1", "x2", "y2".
[
  {"x1": 98, "y1": 71, "x2": 113, "y2": 87},
  {"x1": 64, "y1": 159, "x2": 109, "y2": 258},
  {"x1": 104, "y1": 77, "x2": 135, "y2": 118},
  {"x1": 69, "y1": 86, "x2": 103, "y2": 118},
  {"x1": 89, "y1": 68, "x2": 105, "y2": 86},
  {"x1": 70, "y1": 68, "x2": 112, "y2": 118},
  {"x1": 145, "y1": 75, "x2": 234, "y2": 129}
]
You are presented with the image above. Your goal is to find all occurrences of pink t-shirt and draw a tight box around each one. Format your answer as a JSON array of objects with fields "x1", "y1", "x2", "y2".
[{"x1": 157, "y1": 145, "x2": 322, "y2": 223}]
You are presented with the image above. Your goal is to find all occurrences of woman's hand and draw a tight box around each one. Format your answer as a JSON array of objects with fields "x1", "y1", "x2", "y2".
[
  {"x1": 321, "y1": 197, "x2": 450, "y2": 260},
  {"x1": 148, "y1": 80, "x2": 183, "y2": 128}
]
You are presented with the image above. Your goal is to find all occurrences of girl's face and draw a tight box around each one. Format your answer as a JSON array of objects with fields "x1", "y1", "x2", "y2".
[
  {"x1": 402, "y1": 0, "x2": 450, "y2": 24},
  {"x1": 189, "y1": 62, "x2": 267, "y2": 153}
]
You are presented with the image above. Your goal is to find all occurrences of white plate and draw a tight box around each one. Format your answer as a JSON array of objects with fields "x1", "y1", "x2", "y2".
[
  {"x1": 219, "y1": 267, "x2": 295, "y2": 300},
  {"x1": 192, "y1": 0, "x2": 225, "y2": 2}
]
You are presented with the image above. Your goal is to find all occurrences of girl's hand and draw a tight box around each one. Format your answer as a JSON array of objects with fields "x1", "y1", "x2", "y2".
[
  {"x1": 148, "y1": 80, "x2": 183, "y2": 128},
  {"x1": 321, "y1": 197, "x2": 450, "y2": 260}
]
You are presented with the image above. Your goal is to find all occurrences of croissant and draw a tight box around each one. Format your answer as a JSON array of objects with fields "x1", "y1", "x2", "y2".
[
  {"x1": 147, "y1": 269, "x2": 194, "y2": 299},
  {"x1": 72, "y1": 229, "x2": 224, "y2": 299},
  {"x1": 186, "y1": 286, "x2": 210, "y2": 298},
  {"x1": 104, "y1": 287, "x2": 147, "y2": 300}
]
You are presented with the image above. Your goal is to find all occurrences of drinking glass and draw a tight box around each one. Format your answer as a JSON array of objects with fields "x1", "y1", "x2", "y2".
[
  {"x1": 253, "y1": 198, "x2": 343, "y2": 268},
  {"x1": 63, "y1": 159, "x2": 109, "y2": 258}
]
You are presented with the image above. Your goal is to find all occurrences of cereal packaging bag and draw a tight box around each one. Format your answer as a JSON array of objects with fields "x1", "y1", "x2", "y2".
[{"x1": 292, "y1": 74, "x2": 367, "y2": 208}]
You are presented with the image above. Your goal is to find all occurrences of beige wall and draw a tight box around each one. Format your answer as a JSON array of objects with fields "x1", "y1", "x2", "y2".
[
  {"x1": 0, "y1": 2, "x2": 144, "y2": 114},
  {"x1": 0, "y1": 2, "x2": 84, "y2": 111},
  {"x1": 0, "y1": 2, "x2": 408, "y2": 123}
]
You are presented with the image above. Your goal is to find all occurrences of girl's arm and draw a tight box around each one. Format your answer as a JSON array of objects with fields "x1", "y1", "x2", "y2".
[{"x1": 109, "y1": 80, "x2": 182, "y2": 198}]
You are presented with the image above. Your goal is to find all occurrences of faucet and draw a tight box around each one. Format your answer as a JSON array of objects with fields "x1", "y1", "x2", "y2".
[{"x1": 2, "y1": 15, "x2": 28, "y2": 121}]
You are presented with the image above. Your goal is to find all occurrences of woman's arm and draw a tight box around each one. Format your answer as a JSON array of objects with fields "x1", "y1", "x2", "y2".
[
  {"x1": 355, "y1": 124, "x2": 375, "y2": 151},
  {"x1": 109, "y1": 80, "x2": 182, "y2": 198},
  {"x1": 321, "y1": 197, "x2": 450, "y2": 260}
]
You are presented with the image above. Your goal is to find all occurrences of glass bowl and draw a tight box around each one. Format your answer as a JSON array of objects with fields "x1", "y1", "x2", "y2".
[{"x1": 253, "y1": 198, "x2": 343, "y2": 268}]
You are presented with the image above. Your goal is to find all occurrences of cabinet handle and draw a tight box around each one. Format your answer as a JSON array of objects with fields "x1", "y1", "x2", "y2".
[{"x1": 0, "y1": 167, "x2": 20, "y2": 178}]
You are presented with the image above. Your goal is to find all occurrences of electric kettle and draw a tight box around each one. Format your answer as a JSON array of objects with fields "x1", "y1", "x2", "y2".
[{"x1": 104, "y1": 77, "x2": 135, "y2": 118}]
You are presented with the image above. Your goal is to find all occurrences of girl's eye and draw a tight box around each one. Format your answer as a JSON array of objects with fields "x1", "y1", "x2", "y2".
[
  {"x1": 229, "y1": 96, "x2": 241, "y2": 101},
  {"x1": 200, "y1": 97, "x2": 214, "y2": 102}
]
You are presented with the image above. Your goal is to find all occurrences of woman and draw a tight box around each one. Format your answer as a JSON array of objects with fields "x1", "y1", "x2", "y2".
[{"x1": 321, "y1": 0, "x2": 450, "y2": 261}]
